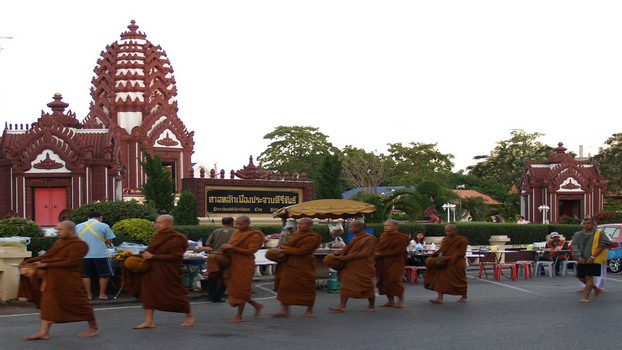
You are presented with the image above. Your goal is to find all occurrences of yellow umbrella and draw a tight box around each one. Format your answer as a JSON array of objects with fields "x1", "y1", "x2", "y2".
[{"x1": 273, "y1": 199, "x2": 376, "y2": 219}]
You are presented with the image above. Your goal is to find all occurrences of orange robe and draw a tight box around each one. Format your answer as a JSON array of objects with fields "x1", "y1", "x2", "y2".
[
  {"x1": 19, "y1": 236, "x2": 95, "y2": 322},
  {"x1": 375, "y1": 231, "x2": 410, "y2": 296},
  {"x1": 277, "y1": 230, "x2": 323, "y2": 306},
  {"x1": 122, "y1": 229, "x2": 190, "y2": 313},
  {"x1": 223, "y1": 229, "x2": 265, "y2": 306},
  {"x1": 424, "y1": 235, "x2": 468, "y2": 296},
  {"x1": 338, "y1": 233, "x2": 377, "y2": 298}
]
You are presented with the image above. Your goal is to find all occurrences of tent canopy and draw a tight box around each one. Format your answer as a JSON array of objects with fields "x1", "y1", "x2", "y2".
[{"x1": 274, "y1": 199, "x2": 376, "y2": 219}]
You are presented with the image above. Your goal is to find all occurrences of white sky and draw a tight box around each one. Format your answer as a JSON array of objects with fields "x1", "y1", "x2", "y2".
[{"x1": 1, "y1": 1, "x2": 621, "y2": 174}]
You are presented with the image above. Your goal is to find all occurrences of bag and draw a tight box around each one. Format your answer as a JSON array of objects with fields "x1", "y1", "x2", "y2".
[
  {"x1": 425, "y1": 256, "x2": 447, "y2": 269},
  {"x1": 265, "y1": 248, "x2": 288, "y2": 263},
  {"x1": 323, "y1": 254, "x2": 346, "y2": 270},
  {"x1": 123, "y1": 255, "x2": 151, "y2": 273},
  {"x1": 591, "y1": 230, "x2": 609, "y2": 265}
]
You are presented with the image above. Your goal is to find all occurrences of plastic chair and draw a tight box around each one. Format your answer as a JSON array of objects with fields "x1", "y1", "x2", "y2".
[
  {"x1": 534, "y1": 261, "x2": 554, "y2": 277},
  {"x1": 495, "y1": 263, "x2": 519, "y2": 281},
  {"x1": 561, "y1": 260, "x2": 578, "y2": 276},
  {"x1": 478, "y1": 252, "x2": 498, "y2": 279},
  {"x1": 404, "y1": 266, "x2": 426, "y2": 284},
  {"x1": 514, "y1": 262, "x2": 533, "y2": 279}
]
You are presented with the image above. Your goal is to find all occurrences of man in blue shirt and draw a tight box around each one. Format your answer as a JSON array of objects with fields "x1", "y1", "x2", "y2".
[{"x1": 75, "y1": 212, "x2": 116, "y2": 300}]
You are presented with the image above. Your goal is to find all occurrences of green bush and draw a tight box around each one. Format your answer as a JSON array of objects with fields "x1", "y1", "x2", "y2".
[
  {"x1": 0, "y1": 218, "x2": 44, "y2": 237},
  {"x1": 171, "y1": 191, "x2": 199, "y2": 225},
  {"x1": 112, "y1": 219, "x2": 157, "y2": 244},
  {"x1": 70, "y1": 200, "x2": 159, "y2": 227}
]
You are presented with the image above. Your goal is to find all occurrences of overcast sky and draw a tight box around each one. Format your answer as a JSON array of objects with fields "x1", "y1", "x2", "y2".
[{"x1": 1, "y1": 1, "x2": 621, "y2": 174}]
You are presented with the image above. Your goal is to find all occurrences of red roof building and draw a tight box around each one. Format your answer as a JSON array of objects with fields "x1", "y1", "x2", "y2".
[
  {"x1": 0, "y1": 21, "x2": 194, "y2": 225},
  {"x1": 518, "y1": 143, "x2": 605, "y2": 224}
]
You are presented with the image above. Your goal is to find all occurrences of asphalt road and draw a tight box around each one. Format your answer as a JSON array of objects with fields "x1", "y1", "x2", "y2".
[{"x1": 1, "y1": 271, "x2": 620, "y2": 350}]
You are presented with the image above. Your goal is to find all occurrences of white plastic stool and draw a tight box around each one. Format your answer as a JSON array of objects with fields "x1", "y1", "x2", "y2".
[
  {"x1": 534, "y1": 261, "x2": 554, "y2": 278},
  {"x1": 561, "y1": 260, "x2": 578, "y2": 276}
]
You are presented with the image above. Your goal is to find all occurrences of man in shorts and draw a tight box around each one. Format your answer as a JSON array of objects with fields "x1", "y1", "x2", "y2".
[
  {"x1": 571, "y1": 217, "x2": 612, "y2": 303},
  {"x1": 76, "y1": 211, "x2": 116, "y2": 300}
]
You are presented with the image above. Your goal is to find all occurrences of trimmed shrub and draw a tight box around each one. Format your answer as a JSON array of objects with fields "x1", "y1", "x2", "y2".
[
  {"x1": 70, "y1": 200, "x2": 159, "y2": 227},
  {"x1": 171, "y1": 191, "x2": 199, "y2": 225},
  {"x1": 112, "y1": 218, "x2": 157, "y2": 244},
  {"x1": 0, "y1": 218, "x2": 44, "y2": 237}
]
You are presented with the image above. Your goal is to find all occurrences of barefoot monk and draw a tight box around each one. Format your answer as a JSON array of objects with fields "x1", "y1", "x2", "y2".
[
  {"x1": 123, "y1": 214, "x2": 194, "y2": 328},
  {"x1": 270, "y1": 218, "x2": 323, "y2": 318},
  {"x1": 375, "y1": 220, "x2": 410, "y2": 308},
  {"x1": 424, "y1": 224, "x2": 468, "y2": 304},
  {"x1": 20, "y1": 221, "x2": 99, "y2": 340},
  {"x1": 221, "y1": 215, "x2": 266, "y2": 322},
  {"x1": 329, "y1": 220, "x2": 377, "y2": 312}
]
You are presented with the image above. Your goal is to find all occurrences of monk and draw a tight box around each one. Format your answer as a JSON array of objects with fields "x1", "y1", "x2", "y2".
[
  {"x1": 375, "y1": 219, "x2": 410, "y2": 308},
  {"x1": 123, "y1": 214, "x2": 194, "y2": 328},
  {"x1": 20, "y1": 220, "x2": 99, "y2": 340},
  {"x1": 221, "y1": 215, "x2": 266, "y2": 323},
  {"x1": 270, "y1": 218, "x2": 323, "y2": 318},
  {"x1": 424, "y1": 224, "x2": 468, "y2": 303},
  {"x1": 329, "y1": 220, "x2": 377, "y2": 312}
]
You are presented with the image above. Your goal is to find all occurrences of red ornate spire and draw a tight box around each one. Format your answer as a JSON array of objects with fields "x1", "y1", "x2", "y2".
[{"x1": 234, "y1": 156, "x2": 272, "y2": 179}]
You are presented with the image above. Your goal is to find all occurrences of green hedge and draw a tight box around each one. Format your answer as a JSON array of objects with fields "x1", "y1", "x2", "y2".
[{"x1": 23, "y1": 222, "x2": 584, "y2": 254}]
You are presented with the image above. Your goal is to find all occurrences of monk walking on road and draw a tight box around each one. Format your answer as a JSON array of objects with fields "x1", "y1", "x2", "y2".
[
  {"x1": 221, "y1": 215, "x2": 266, "y2": 323},
  {"x1": 270, "y1": 218, "x2": 323, "y2": 318},
  {"x1": 329, "y1": 220, "x2": 377, "y2": 312},
  {"x1": 424, "y1": 224, "x2": 468, "y2": 303},
  {"x1": 20, "y1": 221, "x2": 99, "y2": 340},
  {"x1": 375, "y1": 219, "x2": 410, "y2": 308},
  {"x1": 123, "y1": 214, "x2": 194, "y2": 329}
]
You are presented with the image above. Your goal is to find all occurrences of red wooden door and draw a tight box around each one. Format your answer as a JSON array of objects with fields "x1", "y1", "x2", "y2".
[{"x1": 34, "y1": 188, "x2": 67, "y2": 226}]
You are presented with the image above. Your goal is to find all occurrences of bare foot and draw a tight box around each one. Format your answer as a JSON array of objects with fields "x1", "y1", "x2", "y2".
[
  {"x1": 270, "y1": 311, "x2": 291, "y2": 318},
  {"x1": 594, "y1": 287, "x2": 603, "y2": 299},
  {"x1": 227, "y1": 317, "x2": 244, "y2": 323},
  {"x1": 429, "y1": 299, "x2": 443, "y2": 304},
  {"x1": 253, "y1": 303, "x2": 264, "y2": 318},
  {"x1": 577, "y1": 288, "x2": 585, "y2": 293},
  {"x1": 393, "y1": 302, "x2": 404, "y2": 308},
  {"x1": 579, "y1": 298, "x2": 590, "y2": 303},
  {"x1": 133, "y1": 322, "x2": 156, "y2": 329},
  {"x1": 180, "y1": 314, "x2": 194, "y2": 327},
  {"x1": 302, "y1": 311, "x2": 314, "y2": 318},
  {"x1": 24, "y1": 332, "x2": 50, "y2": 340},
  {"x1": 360, "y1": 307, "x2": 376, "y2": 312},
  {"x1": 79, "y1": 327, "x2": 100, "y2": 338},
  {"x1": 329, "y1": 306, "x2": 346, "y2": 312},
  {"x1": 457, "y1": 297, "x2": 468, "y2": 303},
  {"x1": 378, "y1": 302, "x2": 394, "y2": 307}
]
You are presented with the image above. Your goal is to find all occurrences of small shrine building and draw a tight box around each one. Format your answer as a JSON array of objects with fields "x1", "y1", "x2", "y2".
[{"x1": 518, "y1": 143, "x2": 606, "y2": 223}]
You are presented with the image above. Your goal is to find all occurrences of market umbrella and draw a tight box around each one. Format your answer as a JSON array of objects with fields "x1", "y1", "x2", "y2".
[{"x1": 273, "y1": 199, "x2": 376, "y2": 219}]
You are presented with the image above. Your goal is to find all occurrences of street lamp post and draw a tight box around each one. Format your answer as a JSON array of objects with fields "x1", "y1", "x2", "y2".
[
  {"x1": 538, "y1": 204, "x2": 550, "y2": 224},
  {"x1": 442, "y1": 203, "x2": 457, "y2": 222}
]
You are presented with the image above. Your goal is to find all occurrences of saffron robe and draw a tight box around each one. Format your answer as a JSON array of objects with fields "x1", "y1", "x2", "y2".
[
  {"x1": 122, "y1": 229, "x2": 190, "y2": 313},
  {"x1": 20, "y1": 236, "x2": 95, "y2": 322},
  {"x1": 276, "y1": 230, "x2": 323, "y2": 306},
  {"x1": 223, "y1": 229, "x2": 265, "y2": 306},
  {"x1": 424, "y1": 235, "x2": 468, "y2": 296},
  {"x1": 375, "y1": 231, "x2": 410, "y2": 296},
  {"x1": 337, "y1": 233, "x2": 377, "y2": 298}
]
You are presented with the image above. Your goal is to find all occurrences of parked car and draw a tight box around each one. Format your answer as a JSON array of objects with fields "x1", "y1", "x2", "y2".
[{"x1": 598, "y1": 223, "x2": 622, "y2": 273}]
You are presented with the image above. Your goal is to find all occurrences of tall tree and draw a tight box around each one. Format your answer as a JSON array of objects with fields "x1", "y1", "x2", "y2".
[
  {"x1": 469, "y1": 130, "x2": 553, "y2": 191},
  {"x1": 257, "y1": 126, "x2": 339, "y2": 182},
  {"x1": 385, "y1": 142, "x2": 454, "y2": 186},
  {"x1": 594, "y1": 133, "x2": 622, "y2": 198},
  {"x1": 341, "y1": 146, "x2": 388, "y2": 193},
  {"x1": 314, "y1": 154, "x2": 344, "y2": 199},
  {"x1": 140, "y1": 148, "x2": 175, "y2": 214}
]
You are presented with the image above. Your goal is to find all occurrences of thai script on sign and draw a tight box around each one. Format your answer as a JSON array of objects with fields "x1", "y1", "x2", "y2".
[{"x1": 208, "y1": 194, "x2": 298, "y2": 205}]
